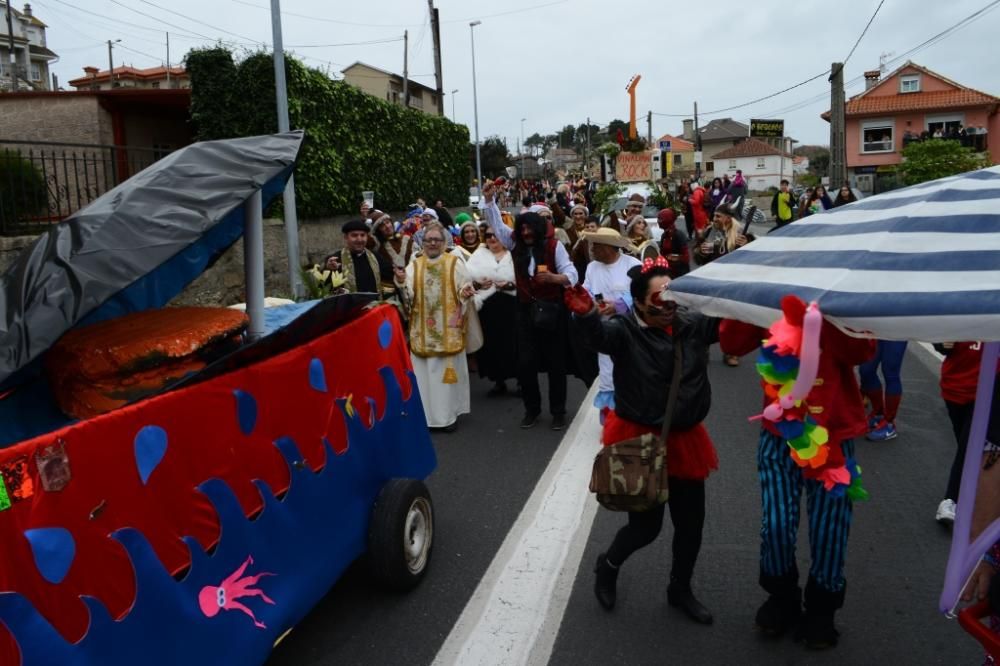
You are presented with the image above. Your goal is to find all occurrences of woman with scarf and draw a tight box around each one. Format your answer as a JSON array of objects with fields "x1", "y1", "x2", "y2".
[
  {"x1": 466, "y1": 227, "x2": 518, "y2": 396},
  {"x1": 479, "y1": 182, "x2": 579, "y2": 430},
  {"x1": 566, "y1": 258, "x2": 719, "y2": 625},
  {"x1": 453, "y1": 215, "x2": 482, "y2": 261}
]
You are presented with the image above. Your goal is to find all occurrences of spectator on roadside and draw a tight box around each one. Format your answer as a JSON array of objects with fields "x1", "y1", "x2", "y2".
[
  {"x1": 832, "y1": 185, "x2": 857, "y2": 208},
  {"x1": 724, "y1": 170, "x2": 747, "y2": 214},
  {"x1": 568, "y1": 262, "x2": 720, "y2": 625},
  {"x1": 770, "y1": 179, "x2": 796, "y2": 228},
  {"x1": 480, "y1": 181, "x2": 579, "y2": 431},
  {"x1": 688, "y1": 182, "x2": 709, "y2": 235},
  {"x1": 394, "y1": 222, "x2": 474, "y2": 432},
  {"x1": 800, "y1": 187, "x2": 832, "y2": 218},
  {"x1": 708, "y1": 177, "x2": 726, "y2": 217},
  {"x1": 656, "y1": 209, "x2": 690, "y2": 279},
  {"x1": 722, "y1": 174, "x2": 731, "y2": 193}
]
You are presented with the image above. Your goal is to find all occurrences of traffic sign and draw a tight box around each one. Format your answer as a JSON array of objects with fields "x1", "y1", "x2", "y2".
[{"x1": 658, "y1": 139, "x2": 672, "y2": 152}]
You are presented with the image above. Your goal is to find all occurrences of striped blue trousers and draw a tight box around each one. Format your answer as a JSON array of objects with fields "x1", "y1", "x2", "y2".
[{"x1": 758, "y1": 430, "x2": 854, "y2": 593}]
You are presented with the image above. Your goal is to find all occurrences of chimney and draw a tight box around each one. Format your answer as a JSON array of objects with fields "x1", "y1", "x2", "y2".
[
  {"x1": 864, "y1": 70, "x2": 880, "y2": 91},
  {"x1": 50, "y1": 72, "x2": 57, "y2": 90},
  {"x1": 83, "y1": 66, "x2": 98, "y2": 78},
  {"x1": 22, "y1": 3, "x2": 31, "y2": 16},
  {"x1": 682, "y1": 119, "x2": 694, "y2": 141}
]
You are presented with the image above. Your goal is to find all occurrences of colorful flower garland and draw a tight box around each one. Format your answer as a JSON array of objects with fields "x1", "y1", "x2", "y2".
[{"x1": 754, "y1": 296, "x2": 869, "y2": 501}]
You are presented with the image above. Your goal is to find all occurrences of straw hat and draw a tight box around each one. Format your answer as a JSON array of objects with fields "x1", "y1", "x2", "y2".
[{"x1": 582, "y1": 227, "x2": 637, "y2": 251}]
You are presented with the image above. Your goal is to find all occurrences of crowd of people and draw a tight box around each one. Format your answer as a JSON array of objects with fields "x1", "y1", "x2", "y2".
[{"x1": 309, "y1": 171, "x2": 996, "y2": 653}]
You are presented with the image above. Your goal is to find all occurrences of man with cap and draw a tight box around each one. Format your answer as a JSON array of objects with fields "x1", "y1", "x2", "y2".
[
  {"x1": 335, "y1": 219, "x2": 393, "y2": 296},
  {"x1": 581, "y1": 228, "x2": 641, "y2": 421}
]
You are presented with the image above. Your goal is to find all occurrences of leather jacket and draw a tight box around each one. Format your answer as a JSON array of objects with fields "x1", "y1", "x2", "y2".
[{"x1": 577, "y1": 306, "x2": 719, "y2": 430}]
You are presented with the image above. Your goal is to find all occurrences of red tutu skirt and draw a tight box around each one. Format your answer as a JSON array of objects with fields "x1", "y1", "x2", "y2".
[{"x1": 602, "y1": 410, "x2": 719, "y2": 480}]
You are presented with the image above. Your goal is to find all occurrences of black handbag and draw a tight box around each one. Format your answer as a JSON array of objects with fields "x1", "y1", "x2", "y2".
[{"x1": 530, "y1": 299, "x2": 560, "y2": 331}]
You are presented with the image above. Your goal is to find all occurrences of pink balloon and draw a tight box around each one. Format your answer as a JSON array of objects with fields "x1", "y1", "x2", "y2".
[
  {"x1": 763, "y1": 403, "x2": 784, "y2": 421},
  {"x1": 788, "y1": 302, "x2": 822, "y2": 403}
]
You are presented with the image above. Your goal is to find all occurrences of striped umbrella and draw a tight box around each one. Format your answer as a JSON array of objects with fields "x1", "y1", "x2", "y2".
[
  {"x1": 667, "y1": 165, "x2": 1000, "y2": 615},
  {"x1": 669, "y1": 166, "x2": 1000, "y2": 343}
]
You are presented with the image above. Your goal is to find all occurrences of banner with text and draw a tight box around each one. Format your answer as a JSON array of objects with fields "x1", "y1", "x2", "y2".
[
  {"x1": 616, "y1": 151, "x2": 653, "y2": 183},
  {"x1": 750, "y1": 119, "x2": 785, "y2": 138}
]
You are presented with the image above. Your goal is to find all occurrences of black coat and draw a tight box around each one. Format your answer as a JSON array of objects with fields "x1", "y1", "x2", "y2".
[{"x1": 577, "y1": 307, "x2": 719, "y2": 430}]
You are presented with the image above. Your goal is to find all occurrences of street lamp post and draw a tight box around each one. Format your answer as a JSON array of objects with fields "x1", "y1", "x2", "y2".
[
  {"x1": 450, "y1": 88, "x2": 458, "y2": 122},
  {"x1": 520, "y1": 117, "x2": 526, "y2": 180},
  {"x1": 469, "y1": 20, "x2": 482, "y2": 189}
]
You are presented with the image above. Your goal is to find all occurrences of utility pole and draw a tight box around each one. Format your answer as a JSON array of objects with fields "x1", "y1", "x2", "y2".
[
  {"x1": 469, "y1": 21, "x2": 482, "y2": 187},
  {"x1": 585, "y1": 116, "x2": 591, "y2": 174},
  {"x1": 693, "y1": 101, "x2": 702, "y2": 181},
  {"x1": 269, "y1": 0, "x2": 304, "y2": 299},
  {"x1": 5, "y1": 1, "x2": 16, "y2": 90},
  {"x1": 107, "y1": 39, "x2": 120, "y2": 88},
  {"x1": 402, "y1": 30, "x2": 409, "y2": 109},
  {"x1": 646, "y1": 110, "x2": 652, "y2": 145},
  {"x1": 829, "y1": 62, "x2": 847, "y2": 190},
  {"x1": 428, "y1": 0, "x2": 444, "y2": 116},
  {"x1": 165, "y1": 32, "x2": 170, "y2": 88}
]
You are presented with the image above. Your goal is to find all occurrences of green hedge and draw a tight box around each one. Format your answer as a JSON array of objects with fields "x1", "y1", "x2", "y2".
[{"x1": 185, "y1": 48, "x2": 470, "y2": 217}]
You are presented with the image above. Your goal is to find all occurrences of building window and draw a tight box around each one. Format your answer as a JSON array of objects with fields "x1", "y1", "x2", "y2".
[
  {"x1": 30, "y1": 64, "x2": 41, "y2": 81},
  {"x1": 756, "y1": 157, "x2": 766, "y2": 169},
  {"x1": 926, "y1": 113, "x2": 964, "y2": 138},
  {"x1": 900, "y1": 74, "x2": 921, "y2": 93},
  {"x1": 151, "y1": 81, "x2": 160, "y2": 89},
  {"x1": 673, "y1": 154, "x2": 682, "y2": 166},
  {"x1": 861, "y1": 120, "x2": 895, "y2": 153},
  {"x1": 705, "y1": 161, "x2": 714, "y2": 173},
  {"x1": 728, "y1": 159, "x2": 737, "y2": 170}
]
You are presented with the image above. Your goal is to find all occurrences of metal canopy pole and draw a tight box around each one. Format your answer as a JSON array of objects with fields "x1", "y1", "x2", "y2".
[
  {"x1": 270, "y1": 0, "x2": 305, "y2": 299},
  {"x1": 244, "y1": 188, "x2": 266, "y2": 341}
]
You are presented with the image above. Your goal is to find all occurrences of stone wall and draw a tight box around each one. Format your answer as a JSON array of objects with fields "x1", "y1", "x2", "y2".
[{"x1": 0, "y1": 95, "x2": 112, "y2": 145}]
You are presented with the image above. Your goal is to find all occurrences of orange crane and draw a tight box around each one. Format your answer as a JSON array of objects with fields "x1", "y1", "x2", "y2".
[{"x1": 626, "y1": 74, "x2": 641, "y2": 140}]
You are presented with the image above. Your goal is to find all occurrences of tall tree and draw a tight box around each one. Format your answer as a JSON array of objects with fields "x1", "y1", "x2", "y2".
[
  {"x1": 557, "y1": 124, "x2": 577, "y2": 149},
  {"x1": 574, "y1": 122, "x2": 601, "y2": 153},
  {"x1": 524, "y1": 132, "x2": 544, "y2": 157},
  {"x1": 471, "y1": 135, "x2": 512, "y2": 180},
  {"x1": 607, "y1": 119, "x2": 629, "y2": 141}
]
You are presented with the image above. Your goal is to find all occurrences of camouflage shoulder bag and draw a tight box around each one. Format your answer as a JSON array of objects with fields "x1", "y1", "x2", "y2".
[{"x1": 589, "y1": 342, "x2": 682, "y2": 512}]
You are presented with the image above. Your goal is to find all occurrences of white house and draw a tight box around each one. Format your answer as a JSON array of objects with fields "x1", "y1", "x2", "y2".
[{"x1": 710, "y1": 138, "x2": 795, "y2": 190}]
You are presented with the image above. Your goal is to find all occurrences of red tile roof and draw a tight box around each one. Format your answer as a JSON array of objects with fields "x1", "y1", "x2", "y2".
[
  {"x1": 69, "y1": 66, "x2": 187, "y2": 86},
  {"x1": 656, "y1": 134, "x2": 694, "y2": 151},
  {"x1": 845, "y1": 89, "x2": 1000, "y2": 116},
  {"x1": 710, "y1": 138, "x2": 790, "y2": 159}
]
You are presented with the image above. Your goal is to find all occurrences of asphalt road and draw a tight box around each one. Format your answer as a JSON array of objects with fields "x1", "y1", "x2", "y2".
[{"x1": 269, "y1": 344, "x2": 982, "y2": 665}]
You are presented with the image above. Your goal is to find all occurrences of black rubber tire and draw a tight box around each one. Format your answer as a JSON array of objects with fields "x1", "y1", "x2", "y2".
[{"x1": 368, "y1": 479, "x2": 434, "y2": 592}]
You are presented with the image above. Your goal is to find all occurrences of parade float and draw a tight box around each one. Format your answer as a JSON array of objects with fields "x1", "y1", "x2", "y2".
[
  {"x1": 0, "y1": 131, "x2": 437, "y2": 665},
  {"x1": 667, "y1": 165, "x2": 1000, "y2": 657}
]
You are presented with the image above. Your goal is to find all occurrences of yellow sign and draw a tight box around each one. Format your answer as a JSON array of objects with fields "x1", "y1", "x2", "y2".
[{"x1": 616, "y1": 151, "x2": 653, "y2": 183}]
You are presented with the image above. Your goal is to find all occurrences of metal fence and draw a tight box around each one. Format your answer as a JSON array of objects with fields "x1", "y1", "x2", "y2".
[{"x1": 0, "y1": 140, "x2": 168, "y2": 236}]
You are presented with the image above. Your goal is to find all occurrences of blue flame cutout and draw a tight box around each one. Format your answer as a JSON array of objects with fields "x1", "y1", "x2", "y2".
[
  {"x1": 24, "y1": 528, "x2": 75, "y2": 584},
  {"x1": 233, "y1": 390, "x2": 258, "y2": 436},
  {"x1": 377, "y1": 319, "x2": 393, "y2": 349},
  {"x1": 0, "y1": 367, "x2": 434, "y2": 665},
  {"x1": 134, "y1": 425, "x2": 168, "y2": 485},
  {"x1": 308, "y1": 359, "x2": 327, "y2": 393}
]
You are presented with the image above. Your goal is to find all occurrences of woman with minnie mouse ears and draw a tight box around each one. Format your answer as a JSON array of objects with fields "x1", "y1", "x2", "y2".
[{"x1": 566, "y1": 255, "x2": 721, "y2": 625}]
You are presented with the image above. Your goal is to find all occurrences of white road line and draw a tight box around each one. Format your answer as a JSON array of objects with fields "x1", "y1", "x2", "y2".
[{"x1": 433, "y1": 385, "x2": 601, "y2": 666}]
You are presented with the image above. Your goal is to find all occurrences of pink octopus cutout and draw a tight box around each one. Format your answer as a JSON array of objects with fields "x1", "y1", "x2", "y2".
[{"x1": 198, "y1": 555, "x2": 276, "y2": 629}]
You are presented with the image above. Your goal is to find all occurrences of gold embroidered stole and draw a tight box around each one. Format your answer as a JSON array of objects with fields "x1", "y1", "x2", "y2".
[{"x1": 410, "y1": 253, "x2": 464, "y2": 357}]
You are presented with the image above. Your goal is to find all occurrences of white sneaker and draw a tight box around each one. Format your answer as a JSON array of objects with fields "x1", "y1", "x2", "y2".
[{"x1": 936, "y1": 499, "x2": 956, "y2": 525}]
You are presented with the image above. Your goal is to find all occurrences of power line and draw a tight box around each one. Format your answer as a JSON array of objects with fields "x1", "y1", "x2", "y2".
[
  {"x1": 38, "y1": 0, "x2": 210, "y2": 41},
  {"x1": 129, "y1": 0, "x2": 263, "y2": 44},
  {"x1": 289, "y1": 37, "x2": 404, "y2": 49},
  {"x1": 105, "y1": 0, "x2": 217, "y2": 41},
  {"x1": 842, "y1": 0, "x2": 885, "y2": 66},
  {"x1": 651, "y1": 69, "x2": 831, "y2": 118}
]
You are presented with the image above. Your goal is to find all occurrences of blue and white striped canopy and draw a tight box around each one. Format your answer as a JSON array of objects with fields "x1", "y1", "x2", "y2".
[{"x1": 668, "y1": 166, "x2": 1000, "y2": 342}]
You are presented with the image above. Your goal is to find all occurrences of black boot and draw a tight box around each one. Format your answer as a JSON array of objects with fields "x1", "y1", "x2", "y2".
[
  {"x1": 795, "y1": 578, "x2": 845, "y2": 649},
  {"x1": 593, "y1": 553, "x2": 618, "y2": 610},
  {"x1": 755, "y1": 570, "x2": 802, "y2": 637},
  {"x1": 667, "y1": 576, "x2": 713, "y2": 625}
]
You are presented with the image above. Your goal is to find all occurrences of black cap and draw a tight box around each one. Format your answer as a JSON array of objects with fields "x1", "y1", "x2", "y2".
[{"x1": 342, "y1": 219, "x2": 369, "y2": 234}]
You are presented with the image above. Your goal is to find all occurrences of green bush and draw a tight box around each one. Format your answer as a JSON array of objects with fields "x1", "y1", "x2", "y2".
[
  {"x1": 185, "y1": 48, "x2": 470, "y2": 217},
  {"x1": 0, "y1": 150, "x2": 48, "y2": 226}
]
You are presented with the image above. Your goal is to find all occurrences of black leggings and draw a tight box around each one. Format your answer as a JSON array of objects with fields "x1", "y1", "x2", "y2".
[
  {"x1": 605, "y1": 476, "x2": 706, "y2": 585},
  {"x1": 945, "y1": 400, "x2": 976, "y2": 501}
]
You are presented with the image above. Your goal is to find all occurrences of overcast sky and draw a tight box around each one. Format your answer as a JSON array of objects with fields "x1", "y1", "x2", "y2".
[{"x1": 34, "y1": 0, "x2": 1000, "y2": 147}]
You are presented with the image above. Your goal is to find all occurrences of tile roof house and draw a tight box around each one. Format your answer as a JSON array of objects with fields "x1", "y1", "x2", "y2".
[
  {"x1": 822, "y1": 61, "x2": 999, "y2": 194},
  {"x1": 710, "y1": 138, "x2": 795, "y2": 191},
  {"x1": 680, "y1": 118, "x2": 795, "y2": 180},
  {"x1": 341, "y1": 62, "x2": 443, "y2": 116},
  {"x1": 69, "y1": 65, "x2": 189, "y2": 90}
]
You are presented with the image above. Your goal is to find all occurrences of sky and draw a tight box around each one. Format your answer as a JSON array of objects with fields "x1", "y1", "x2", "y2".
[{"x1": 31, "y1": 0, "x2": 1000, "y2": 148}]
